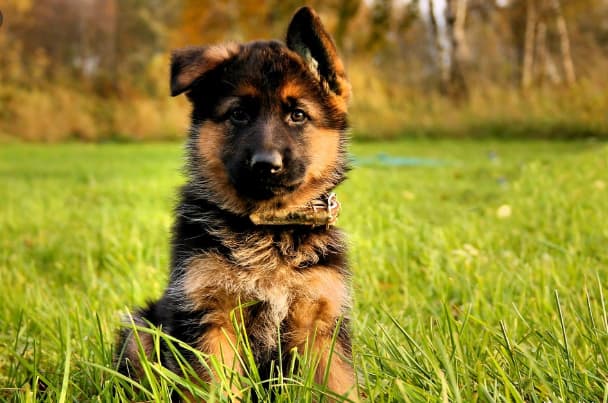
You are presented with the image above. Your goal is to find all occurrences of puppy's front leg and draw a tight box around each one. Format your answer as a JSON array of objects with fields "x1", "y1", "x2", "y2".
[
  {"x1": 198, "y1": 325, "x2": 241, "y2": 380},
  {"x1": 287, "y1": 268, "x2": 357, "y2": 400},
  {"x1": 187, "y1": 310, "x2": 243, "y2": 401}
]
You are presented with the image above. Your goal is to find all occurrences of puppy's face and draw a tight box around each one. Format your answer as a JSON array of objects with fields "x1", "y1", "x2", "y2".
[{"x1": 171, "y1": 7, "x2": 350, "y2": 214}]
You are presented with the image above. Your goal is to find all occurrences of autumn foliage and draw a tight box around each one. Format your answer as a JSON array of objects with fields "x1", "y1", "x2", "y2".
[{"x1": 0, "y1": 0, "x2": 607, "y2": 141}]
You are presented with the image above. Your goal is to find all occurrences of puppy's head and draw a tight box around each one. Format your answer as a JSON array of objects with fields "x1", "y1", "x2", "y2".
[{"x1": 171, "y1": 7, "x2": 350, "y2": 215}]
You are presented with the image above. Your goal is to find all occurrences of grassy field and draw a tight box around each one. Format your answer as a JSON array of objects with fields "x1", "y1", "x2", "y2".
[{"x1": 0, "y1": 140, "x2": 607, "y2": 401}]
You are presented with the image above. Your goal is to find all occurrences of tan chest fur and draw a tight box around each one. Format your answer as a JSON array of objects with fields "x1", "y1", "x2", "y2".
[{"x1": 180, "y1": 245, "x2": 349, "y2": 350}]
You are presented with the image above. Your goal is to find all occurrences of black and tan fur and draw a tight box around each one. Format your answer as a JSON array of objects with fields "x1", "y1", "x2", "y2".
[{"x1": 116, "y1": 7, "x2": 355, "y2": 400}]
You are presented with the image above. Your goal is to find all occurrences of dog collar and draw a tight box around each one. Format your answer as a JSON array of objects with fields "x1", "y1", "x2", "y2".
[{"x1": 249, "y1": 193, "x2": 341, "y2": 228}]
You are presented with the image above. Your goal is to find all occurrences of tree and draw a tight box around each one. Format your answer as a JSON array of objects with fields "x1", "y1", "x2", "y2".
[
  {"x1": 445, "y1": 0, "x2": 469, "y2": 99},
  {"x1": 549, "y1": 0, "x2": 576, "y2": 85},
  {"x1": 521, "y1": 0, "x2": 536, "y2": 88},
  {"x1": 521, "y1": 0, "x2": 577, "y2": 89}
]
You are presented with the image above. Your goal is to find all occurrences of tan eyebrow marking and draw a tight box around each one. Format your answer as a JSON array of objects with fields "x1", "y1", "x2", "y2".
[
  {"x1": 280, "y1": 81, "x2": 307, "y2": 99},
  {"x1": 234, "y1": 83, "x2": 260, "y2": 97},
  {"x1": 287, "y1": 98, "x2": 322, "y2": 123},
  {"x1": 215, "y1": 97, "x2": 241, "y2": 117},
  {"x1": 279, "y1": 82, "x2": 324, "y2": 121}
]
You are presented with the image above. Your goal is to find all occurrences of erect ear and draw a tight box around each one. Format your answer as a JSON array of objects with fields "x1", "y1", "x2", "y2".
[
  {"x1": 286, "y1": 7, "x2": 350, "y2": 102},
  {"x1": 170, "y1": 44, "x2": 239, "y2": 97}
]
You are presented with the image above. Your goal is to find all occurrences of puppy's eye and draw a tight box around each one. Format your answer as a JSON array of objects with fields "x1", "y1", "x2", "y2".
[
  {"x1": 229, "y1": 108, "x2": 250, "y2": 125},
  {"x1": 289, "y1": 109, "x2": 307, "y2": 124}
]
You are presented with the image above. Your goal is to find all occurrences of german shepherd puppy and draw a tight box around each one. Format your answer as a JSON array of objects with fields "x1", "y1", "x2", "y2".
[{"x1": 116, "y1": 6, "x2": 355, "y2": 400}]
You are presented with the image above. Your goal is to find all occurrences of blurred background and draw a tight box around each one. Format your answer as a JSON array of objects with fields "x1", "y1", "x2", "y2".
[{"x1": 0, "y1": 0, "x2": 607, "y2": 142}]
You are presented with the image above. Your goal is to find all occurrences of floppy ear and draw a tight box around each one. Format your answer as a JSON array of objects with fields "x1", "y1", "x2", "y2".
[
  {"x1": 286, "y1": 7, "x2": 350, "y2": 102},
  {"x1": 170, "y1": 44, "x2": 239, "y2": 97}
]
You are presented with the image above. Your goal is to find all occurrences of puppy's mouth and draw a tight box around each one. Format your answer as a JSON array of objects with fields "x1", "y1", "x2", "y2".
[
  {"x1": 253, "y1": 180, "x2": 304, "y2": 200},
  {"x1": 267, "y1": 180, "x2": 304, "y2": 195},
  {"x1": 230, "y1": 174, "x2": 304, "y2": 200}
]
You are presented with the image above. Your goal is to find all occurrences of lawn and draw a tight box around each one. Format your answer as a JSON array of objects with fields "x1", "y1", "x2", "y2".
[{"x1": 0, "y1": 140, "x2": 607, "y2": 401}]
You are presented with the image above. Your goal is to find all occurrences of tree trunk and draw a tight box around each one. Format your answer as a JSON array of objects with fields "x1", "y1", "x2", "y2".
[
  {"x1": 522, "y1": 0, "x2": 537, "y2": 89},
  {"x1": 445, "y1": 0, "x2": 469, "y2": 100},
  {"x1": 428, "y1": 0, "x2": 448, "y2": 92},
  {"x1": 535, "y1": 20, "x2": 561, "y2": 85},
  {"x1": 453, "y1": 0, "x2": 469, "y2": 60},
  {"x1": 549, "y1": 0, "x2": 576, "y2": 85}
]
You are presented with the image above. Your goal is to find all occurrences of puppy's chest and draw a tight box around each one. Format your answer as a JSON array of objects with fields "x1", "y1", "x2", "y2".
[
  {"x1": 183, "y1": 236, "x2": 348, "y2": 325},
  {"x1": 220, "y1": 229, "x2": 333, "y2": 271},
  {"x1": 186, "y1": 257, "x2": 299, "y2": 309}
]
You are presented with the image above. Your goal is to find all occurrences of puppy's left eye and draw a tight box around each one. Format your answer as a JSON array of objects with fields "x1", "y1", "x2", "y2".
[
  {"x1": 289, "y1": 109, "x2": 307, "y2": 124},
  {"x1": 229, "y1": 108, "x2": 250, "y2": 125}
]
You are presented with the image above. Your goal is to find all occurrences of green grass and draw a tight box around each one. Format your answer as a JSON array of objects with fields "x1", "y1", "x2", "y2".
[{"x1": 1, "y1": 140, "x2": 607, "y2": 401}]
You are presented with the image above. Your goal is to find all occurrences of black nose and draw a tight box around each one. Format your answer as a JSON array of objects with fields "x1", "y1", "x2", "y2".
[{"x1": 250, "y1": 150, "x2": 283, "y2": 174}]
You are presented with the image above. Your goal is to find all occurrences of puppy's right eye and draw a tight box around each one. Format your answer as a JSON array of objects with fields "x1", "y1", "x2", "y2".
[
  {"x1": 289, "y1": 109, "x2": 308, "y2": 124},
  {"x1": 229, "y1": 108, "x2": 250, "y2": 125}
]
